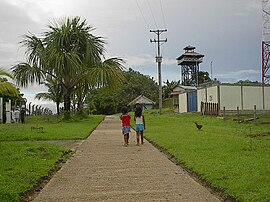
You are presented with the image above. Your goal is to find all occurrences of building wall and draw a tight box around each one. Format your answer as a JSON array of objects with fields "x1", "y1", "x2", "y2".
[
  {"x1": 206, "y1": 86, "x2": 218, "y2": 103},
  {"x1": 179, "y1": 85, "x2": 270, "y2": 114},
  {"x1": 265, "y1": 86, "x2": 270, "y2": 109},
  {"x1": 242, "y1": 86, "x2": 263, "y2": 110},
  {"x1": 179, "y1": 93, "x2": 187, "y2": 113},
  {"x1": 220, "y1": 86, "x2": 241, "y2": 110},
  {"x1": 197, "y1": 89, "x2": 206, "y2": 111},
  {"x1": 144, "y1": 104, "x2": 153, "y2": 110}
]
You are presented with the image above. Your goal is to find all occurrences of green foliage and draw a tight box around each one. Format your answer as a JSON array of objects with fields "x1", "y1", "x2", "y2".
[
  {"x1": 86, "y1": 68, "x2": 158, "y2": 114},
  {"x1": 234, "y1": 80, "x2": 262, "y2": 86},
  {"x1": 0, "y1": 142, "x2": 69, "y2": 202},
  {"x1": 143, "y1": 112, "x2": 270, "y2": 201},
  {"x1": 12, "y1": 17, "x2": 125, "y2": 120},
  {"x1": 0, "y1": 68, "x2": 19, "y2": 98},
  {"x1": 198, "y1": 71, "x2": 211, "y2": 84},
  {"x1": 162, "y1": 80, "x2": 180, "y2": 98}
]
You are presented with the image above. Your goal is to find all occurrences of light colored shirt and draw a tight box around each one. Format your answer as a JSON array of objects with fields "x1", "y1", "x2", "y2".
[{"x1": 135, "y1": 116, "x2": 144, "y2": 124}]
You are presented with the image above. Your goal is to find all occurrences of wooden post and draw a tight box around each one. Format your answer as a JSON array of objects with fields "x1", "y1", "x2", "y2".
[
  {"x1": 253, "y1": 105, "x2": 256, "y2": 122},
  {"x1": 0, "y1": 97, "x2": 3, "y2": 123},
  {"x1": 237, "y1": 106, "x2": 240, "y2": 123},
  {"x1": 223, "y1": 106, "x2": 226, "y2": 121}
]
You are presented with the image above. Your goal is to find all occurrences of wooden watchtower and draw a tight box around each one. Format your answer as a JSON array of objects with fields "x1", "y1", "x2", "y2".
[{"x1": 177, "y1": 46, "x2": 204, "y2": 86}]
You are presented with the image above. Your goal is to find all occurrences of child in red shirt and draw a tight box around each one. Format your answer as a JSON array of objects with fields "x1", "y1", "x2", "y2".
[{"x1": 120, "y1": 106, "x2": 130, "y2": 147}]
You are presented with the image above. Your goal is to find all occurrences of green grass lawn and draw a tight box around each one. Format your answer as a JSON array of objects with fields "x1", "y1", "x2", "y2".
[
  {"x1": 0, "y1": 115, "x2": 104, "y2": 202},
  {"x1": 0, "y1": 115, "x2": 104, "y2": 141},
  {"x1": 0, "y1": 142, "x2": 70, "y2": 202},
  {"x1": 142, "y1": 110, "x2": 270, "y2": 201}
]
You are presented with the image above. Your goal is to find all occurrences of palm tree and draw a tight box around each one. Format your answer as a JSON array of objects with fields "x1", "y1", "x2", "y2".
[
  {"x1": 35, "y1": 78, "x2": 63, "y2": 115},
  {"x1": 0, "y1": 68, "x2": 18, "y2": 96},
  {"x1": 13, "y1": 17, "x2": 125, "y2": 119},
  {"x1": 75, "y1": 57, "x2": 125, "y2": 113}
]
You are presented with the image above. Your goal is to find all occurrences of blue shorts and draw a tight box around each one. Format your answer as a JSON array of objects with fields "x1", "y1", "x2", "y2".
[
  {"x1": 122, "y1": 126, "x2": 130, "y2": 135},
  {"x1": 136, "y1": 124, "x2": 144, "y2": 132}
]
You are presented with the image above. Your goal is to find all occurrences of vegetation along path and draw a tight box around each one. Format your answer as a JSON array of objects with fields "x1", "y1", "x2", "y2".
[{"x1": 33, "y1": 116, "x2": 221, "y2": 201}]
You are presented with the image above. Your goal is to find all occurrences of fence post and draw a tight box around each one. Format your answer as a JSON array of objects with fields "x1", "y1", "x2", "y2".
[
  {"x1": 0, "y1": 97, "x2": 3, "y2": 123},
  {"x1": 253, "y1": 105, "x2": 256, "y2": 122},
  {"x1": 201, "y1": 101, "x2": 204, "y2": 115},
  {"x1": 223, "y1": 106, "x2": 226, "y2": 121},
  {"x1": 237, "y1": 106, "x2": 240, "y2": 123}
]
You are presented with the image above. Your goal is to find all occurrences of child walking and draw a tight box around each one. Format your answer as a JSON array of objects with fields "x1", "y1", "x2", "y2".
[
  {"x1": 134, "y1": 105, "x2": 145, "y2": 146},
  {"x1": 120, "y1": 106, "x2": 130, "y2": 147}
]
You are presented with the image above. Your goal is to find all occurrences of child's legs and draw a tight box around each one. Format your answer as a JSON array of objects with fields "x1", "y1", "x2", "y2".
[
  {"x1": 127, "y1": 133, "x2": 129, "y2": 144},
  {"x1": 136, "y1": 132, "x2": 140, "y2": 145},
  {"x1": 124, "y1": 134, "x2": 128, "y2": 145},
  {"x1": 141, "y1": 131, "x2": 144, "y2": 144}
]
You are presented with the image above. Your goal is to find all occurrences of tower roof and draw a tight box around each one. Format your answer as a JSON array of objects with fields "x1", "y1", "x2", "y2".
[{"x1": 176, "y1": 45, "x2": 204, "y2": 65}]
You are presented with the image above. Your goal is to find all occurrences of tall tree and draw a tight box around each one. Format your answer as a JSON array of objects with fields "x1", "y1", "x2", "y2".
[{"x1": 12, "y1": 17, "x2": 124, "y2": 119}]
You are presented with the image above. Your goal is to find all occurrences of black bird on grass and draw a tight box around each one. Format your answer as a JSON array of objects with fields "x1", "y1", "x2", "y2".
[{"x1": 195, "y1": 122, "x2": 203, "y2": 130}]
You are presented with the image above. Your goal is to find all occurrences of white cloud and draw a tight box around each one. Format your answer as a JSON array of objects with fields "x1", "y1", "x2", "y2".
[
  {"x1": 122, "y1": 54, "x2": 176, "y2": 67},
  {"x1": 215, "y1": 69, "x2": 261, "y2": 82}
]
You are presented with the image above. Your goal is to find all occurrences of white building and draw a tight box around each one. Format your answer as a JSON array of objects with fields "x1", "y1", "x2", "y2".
[{"x1": 175, "y1": 84, "x2": 270, "y2": 114}]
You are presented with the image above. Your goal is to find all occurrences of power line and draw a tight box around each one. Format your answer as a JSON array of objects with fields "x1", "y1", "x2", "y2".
[
  {"x1": 159, "y1": 0, "x2": 166, "y2": 29},
  {"x1": 135, "y1": 0, "x2": 157, "y2": 55},
  {"x1": 135, "y1": 0, "x2": 150, "y2": 29},
  {"x1": 146, "y1": 0, "x2": 158, "y2": 29}
]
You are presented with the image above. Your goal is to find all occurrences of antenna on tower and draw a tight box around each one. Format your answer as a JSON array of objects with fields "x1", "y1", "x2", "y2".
[{"x1": 262, "y1": 0, "x2": 270, "y2": 84}]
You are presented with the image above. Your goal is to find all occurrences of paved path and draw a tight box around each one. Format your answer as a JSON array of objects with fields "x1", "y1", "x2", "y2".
[{"x1": 33, "y1": 116, "x2": 221, "y2": 202}]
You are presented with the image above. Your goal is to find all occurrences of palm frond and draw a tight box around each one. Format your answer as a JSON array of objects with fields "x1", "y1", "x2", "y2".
[
  {"x1": 0, "y1": 68, "x2": 13, "y2": 79},
  {"x1": 12, "y1": 63, "x2": 44, "y2": 87},
  {"x1": 0, "y1": 81, "x2": 19, "y2": 96}
]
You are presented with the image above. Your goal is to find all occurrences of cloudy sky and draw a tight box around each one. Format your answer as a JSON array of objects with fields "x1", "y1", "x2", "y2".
[{"x1": 0, "y1": 0, "x2": 263, "y2": 112}]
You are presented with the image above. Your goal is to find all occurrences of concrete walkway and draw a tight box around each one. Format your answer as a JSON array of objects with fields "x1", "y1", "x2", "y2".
[{"x1": 33, "y1": 116, "x2": 221, "y2": 202}]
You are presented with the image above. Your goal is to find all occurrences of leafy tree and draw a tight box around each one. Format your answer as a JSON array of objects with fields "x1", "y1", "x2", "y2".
[
  {"x1": 234, "y1": 80, "x2": 261, "y2": 86},
  {"x1": 162, "y1": 80, "x2": 180, "y2": 98},
  {"x1": 12, "y1": 17, "x2": 124, "y2": 119},
  {"x1": 0, "y1": 68, "x2": 18, "y2": 97},
  {"x1": 86, "y1": 68, "x2": 158, "y2": 114},
  {"x1": 198, "y1": 71, "x2": 211, "y2": 84}
]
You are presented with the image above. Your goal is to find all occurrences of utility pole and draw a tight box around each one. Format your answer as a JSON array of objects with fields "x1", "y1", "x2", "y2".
[
  {"x1": 150, "y1": 29, "x2": 167, "y2": 114},
  {"x1": 210, "y1": 61, "x2": 213, "y2": 80}
]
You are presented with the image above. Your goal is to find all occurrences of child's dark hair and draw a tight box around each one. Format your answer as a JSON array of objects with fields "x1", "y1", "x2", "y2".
[
  {"x1": 134, "y1": 105, "x2": 142, "y2": 117},
  {"x1": 121, "y1": 106, "x2": 128, "y2": 114}
]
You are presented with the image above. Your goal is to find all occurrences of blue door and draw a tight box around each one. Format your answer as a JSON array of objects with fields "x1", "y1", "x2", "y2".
[{"x1": 187, "y1": 91, "x2": 197, "y2": 112}]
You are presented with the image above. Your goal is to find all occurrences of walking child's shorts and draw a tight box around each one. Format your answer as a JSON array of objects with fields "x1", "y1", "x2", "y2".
[
  {"x1": 136, "y1": 124, "x2": 144, "y2": 132},
  {"x1": 122, "y1": 126, "x2": 130, "y2": 135}
]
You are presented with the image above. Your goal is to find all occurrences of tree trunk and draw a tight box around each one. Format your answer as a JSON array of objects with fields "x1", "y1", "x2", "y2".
[
  {"x1": 77, "y1": 99, "x2": 84, "y2": 114},
  {"x1": 63, "y1": 91, "x2": 71, "y2": 119},
  {"x1": 56, "y1": 102, "x2": 60, "y2": 115}
]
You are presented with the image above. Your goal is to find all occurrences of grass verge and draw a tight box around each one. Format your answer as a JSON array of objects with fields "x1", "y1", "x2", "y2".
[
  {"x1": 142, "y1": 110, "x2": 270, "y2": 201},
  {"x1": 0, "y1": 142, "x2": 71, "y2": 202},
  {"x1": 0, "y1": 115, "x2": 104, "y2": 201},
  {"x1": 0, "y1": 115, "x2": 104, "y2": 141}
]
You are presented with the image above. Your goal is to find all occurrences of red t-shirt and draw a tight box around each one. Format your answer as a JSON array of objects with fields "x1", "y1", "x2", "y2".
[{"x1": 121, "y1": 114, "x2": 131, "y2": 126}]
